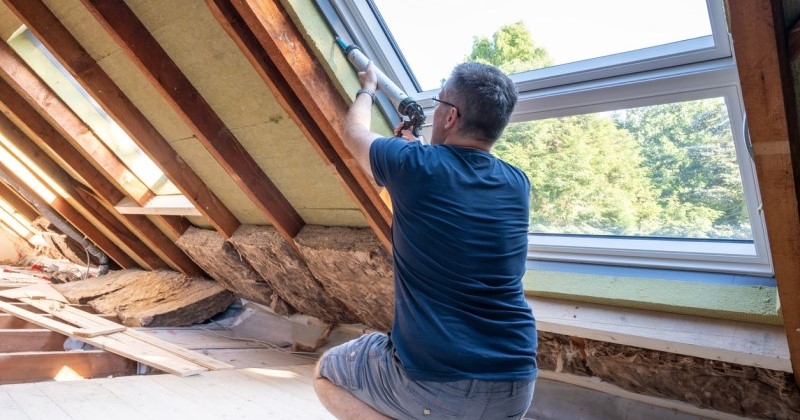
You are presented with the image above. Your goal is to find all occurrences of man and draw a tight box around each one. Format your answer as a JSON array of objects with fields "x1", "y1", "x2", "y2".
[{"x1": 314, "y1": 60, "x2": 537, "y2": 419}]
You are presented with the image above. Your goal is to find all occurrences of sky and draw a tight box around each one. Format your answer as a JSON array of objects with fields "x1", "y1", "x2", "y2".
[{"x1": 372, "y1": 0, "x2": 712, "y2": 91}]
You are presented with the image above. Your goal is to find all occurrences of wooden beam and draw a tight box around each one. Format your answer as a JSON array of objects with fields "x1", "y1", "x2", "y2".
[
  {"x1": 78, "y1": 0, "x2": 304, "y2": 246},
  {"x1": 1, "y1": 0, "x2": 240, "y2": 239},
  {"x1": 728, "y1": 0, "x2": 800, "y2": 384},
  {"x1": 207, "y1": 0, "x2": 393, "y2": 251},
  {"x1": 0, "y1": 181, "x2": 38, "y2": 222},
  {"x1": 0, "y1": 329, "x2": 67, "y2": 352},
  {"x1": 0, "y1": 350, "x2": 137, "y2": 385},
  {"x1": 0, "y1": 67, "x2": 202, "y2": 275},
  {"x1": 0, "y1": 164, "x2": 136, "y2": 269},
  {"x1": 115, "y1": 196, "x2": 202, "y2": 217}
]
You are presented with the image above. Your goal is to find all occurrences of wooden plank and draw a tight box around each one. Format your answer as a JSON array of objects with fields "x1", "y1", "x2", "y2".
[
  {"x1": 1, "y1": 383, "x2": 70, "y2": 419},
  {"x1": 0, "y1": 301, "x2": 84, "y2": 335},
  {"x1": 81, "y1": 0, "x2": 305, "y2": 246},
  {"x1": 0, "y1": 300, "x2": 214, "y2": 376},
  {"x1": 208, "y1": 0, "x2": 393, "y2": 251},
  {"x1": 115, "y1": 196, "x2": 202, "y2": 217},
  {"x1": 0, "y1": 350, "x2": 136, "y2": 385},
  {"x1": 14, "y1": 373, "x2": 143, "y2": 417},
  {"x1": 0, "y1": 329, "x2": 66, "y2": 352},
  {"x1": 728, "y1": 0, "x2": 800, "y2": 383},
  {"x1": 2, "y1": 0, "x2": 240, "y2": 239},
  {"x1": 0, "y1": 387, "x2": 31, "y2": 419},
  {"x1": 0, "y1": 313, "x2": 117, "y2": 329},
  {"x1": 15, "y1": 298, "x2": 233, "y2": 372},
  {"x1": 530, "y1": 297, "x2": 791, "y2": 372}
]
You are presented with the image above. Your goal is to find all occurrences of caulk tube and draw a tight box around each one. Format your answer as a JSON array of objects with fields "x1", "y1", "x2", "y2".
[
  {"x1": 336, "y1": 37, "x2": 426, "y2": 138},
  {"x1": 336, "y1": 37, "x2": 407, "y2": 110}
]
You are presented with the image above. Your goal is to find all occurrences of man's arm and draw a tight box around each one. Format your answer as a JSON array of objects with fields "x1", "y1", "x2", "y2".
[{"x1": 343, "y1": 61, "x2": 381, "y2": 179}]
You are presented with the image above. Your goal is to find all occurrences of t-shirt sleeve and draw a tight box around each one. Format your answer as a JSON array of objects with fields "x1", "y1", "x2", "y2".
[{"x1": 369, "y1": 137, "x2": 415, "y2": 188}]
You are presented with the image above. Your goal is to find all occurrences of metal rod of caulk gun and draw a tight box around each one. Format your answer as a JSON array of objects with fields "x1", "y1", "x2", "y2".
[{"x1": 336, "y1": 37, "x2": 426, "y2": 139}]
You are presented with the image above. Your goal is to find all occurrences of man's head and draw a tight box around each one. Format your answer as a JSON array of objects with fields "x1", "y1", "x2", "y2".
[{"x1": 430, "y1": 62, "x2": 517, "y2": 146}]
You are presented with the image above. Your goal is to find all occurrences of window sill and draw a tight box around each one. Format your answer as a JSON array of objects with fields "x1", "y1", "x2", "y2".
[{"x1": 527, "y1": 295, "x2": 790, "y2": 372}]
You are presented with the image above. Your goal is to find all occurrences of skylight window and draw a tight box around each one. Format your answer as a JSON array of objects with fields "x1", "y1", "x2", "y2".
[
  {"x1": 322, "y1": 0, "x2": 771, "y2": 275},
  {"x1": 373, "y1": 0, "x2": 713, "y2": 91}
]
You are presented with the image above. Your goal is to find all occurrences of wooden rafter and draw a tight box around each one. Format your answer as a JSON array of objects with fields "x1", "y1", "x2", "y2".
[
  {"x1": 0, "y1": 160, "x2": 136, "y2": 269},
  {"x1": 1, "y1": 0, "x2": 240, "y2": 239},
  {"x1": 77, "y1": 0, "x2": 304, "y2": 246},
  {"x1": 0, "y1": 180, "x2": 38, "y2": 222},
  {"x1": 0, "y1": 40, "x2": 201, "y2": 273},
  {"x1": 728, "y1": 0, "x2": 800, "y2": 384},
  {"x1": 0, "y1": 98, "x2": 200, "y2": 275},
  {"x1": 0, "y1": 44, "x2": 153, "y2": 205},
  {"x1": 207, "y1": 0, "x2": 393, "y2": 251}
]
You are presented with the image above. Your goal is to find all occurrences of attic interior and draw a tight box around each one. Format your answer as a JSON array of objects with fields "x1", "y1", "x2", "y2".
[{"x1": 0, "y1": 0, "x2": 799, "y2": 419}]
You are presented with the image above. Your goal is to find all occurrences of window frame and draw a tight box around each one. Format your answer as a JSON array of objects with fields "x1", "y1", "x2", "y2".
[{"x1": 321, "y1": 0, "x2": 773, "y2": 276}]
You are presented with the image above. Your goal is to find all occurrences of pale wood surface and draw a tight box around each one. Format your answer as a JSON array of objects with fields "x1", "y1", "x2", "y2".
[
  {"x1": 0, "y1": 365, "x2": 333, "y2": 420},
  {"x1": 531, "y1": 296, "x2": 791, "y2": 372}
]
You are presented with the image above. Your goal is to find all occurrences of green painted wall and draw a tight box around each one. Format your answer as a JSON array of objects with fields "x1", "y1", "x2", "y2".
[{"x1": 524, "y1": 270, "x2": 781, "y2": 325}]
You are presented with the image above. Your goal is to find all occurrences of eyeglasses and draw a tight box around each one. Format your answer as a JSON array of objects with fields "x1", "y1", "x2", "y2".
[{"x1": 432, "y1": 97, "x2": 461, "y2": 117}]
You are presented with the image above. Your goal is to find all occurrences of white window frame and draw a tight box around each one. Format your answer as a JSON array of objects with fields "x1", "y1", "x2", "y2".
[{"x1": 323, "y1": 0, "x2": 773, "y2": 276}]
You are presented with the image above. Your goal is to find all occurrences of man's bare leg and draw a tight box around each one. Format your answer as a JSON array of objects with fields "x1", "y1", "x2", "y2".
[{"x1": 314, "y1": 359, "x2": 392, "y2": 420}]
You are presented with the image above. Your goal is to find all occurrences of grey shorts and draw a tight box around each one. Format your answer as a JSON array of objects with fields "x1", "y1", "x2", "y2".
[{"x1": 318, "y1": 332, "x2": 535, "y2": 419}]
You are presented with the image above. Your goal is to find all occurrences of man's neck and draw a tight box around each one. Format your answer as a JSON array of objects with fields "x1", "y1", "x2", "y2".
[{"x1": 443, "y1": 136, "x2": 492, "y2": 152}]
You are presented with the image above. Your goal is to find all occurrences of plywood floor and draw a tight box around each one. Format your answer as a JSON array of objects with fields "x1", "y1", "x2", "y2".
[{"x1": 0, "y1": 365, "x2": 334, "y2": 420}]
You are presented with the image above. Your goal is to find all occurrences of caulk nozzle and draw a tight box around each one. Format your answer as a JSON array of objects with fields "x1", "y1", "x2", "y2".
[{"x1": 335, "y1": 37, "x2": 348, "y2": 51}]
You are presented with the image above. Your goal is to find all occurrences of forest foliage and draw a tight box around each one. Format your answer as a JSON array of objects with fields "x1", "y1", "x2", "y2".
[{"x1": 467, "y1": 22, "x2": 750, "y2": 239}]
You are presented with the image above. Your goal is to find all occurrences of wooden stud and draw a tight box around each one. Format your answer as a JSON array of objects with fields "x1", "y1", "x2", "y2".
[{"x1": 728, "y1": 0, "x2": 800, "y2": 384}]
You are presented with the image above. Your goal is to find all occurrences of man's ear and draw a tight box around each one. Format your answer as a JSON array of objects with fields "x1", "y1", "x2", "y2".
[{"x1": 443, "y1": 107, "x2": 459, "y2": 130}]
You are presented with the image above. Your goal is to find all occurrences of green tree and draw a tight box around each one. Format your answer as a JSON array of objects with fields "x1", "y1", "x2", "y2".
[
  {"x1": 465, "y1": 21, "x2": 552, "y2": 74},
  {"x1": 613, "y1": 100, "x2": 750, "y2": 238},
  {"x1": 466, "y1": 23, "x2": 749, "y2": 239}
]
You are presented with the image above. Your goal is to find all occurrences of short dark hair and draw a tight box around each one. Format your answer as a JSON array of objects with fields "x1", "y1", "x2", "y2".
[{"x1": 445, "y1": 62, "x2": 517, "y2": 143}]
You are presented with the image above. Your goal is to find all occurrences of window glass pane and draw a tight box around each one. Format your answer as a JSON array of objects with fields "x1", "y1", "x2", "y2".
[
  {"x1": 372, "y1": 0, "x2": 712, "y2": 91},
  {"x1": 493, "y1": 98, "x2": 751, "y2": 240}
]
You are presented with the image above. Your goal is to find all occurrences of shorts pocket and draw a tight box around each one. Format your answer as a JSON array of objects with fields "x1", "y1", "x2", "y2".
[{"x1": 404, "y1": 380, "x2": 463, "y2": 418}]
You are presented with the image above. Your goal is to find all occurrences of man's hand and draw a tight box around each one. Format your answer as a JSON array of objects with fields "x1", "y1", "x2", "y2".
[
  {"x1": 393, "y1": 122, "x2": 424, "y2": 142},
  {"x1": 358, "y1": 61, "x2": 378, "y2": 92}
]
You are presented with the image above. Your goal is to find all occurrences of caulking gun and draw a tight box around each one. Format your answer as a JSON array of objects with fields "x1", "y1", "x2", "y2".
[{"x1": 336, "y1": 37, "x2": 426, "y2": 138}]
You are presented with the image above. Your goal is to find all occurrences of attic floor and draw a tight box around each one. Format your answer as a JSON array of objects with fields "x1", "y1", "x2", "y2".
[{"x1": 0, "y1": 323, "x2": 745, "y2": 420}]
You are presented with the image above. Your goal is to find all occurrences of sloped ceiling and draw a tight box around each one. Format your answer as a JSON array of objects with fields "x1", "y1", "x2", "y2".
[{"x1": 0, "y1": 0, "x2": 392, "y2": 271}]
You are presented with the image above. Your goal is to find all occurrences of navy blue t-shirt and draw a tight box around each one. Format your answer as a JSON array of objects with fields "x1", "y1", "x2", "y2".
[{"x1": 370, "y1": 137, "x2": 538, "y2": 382}]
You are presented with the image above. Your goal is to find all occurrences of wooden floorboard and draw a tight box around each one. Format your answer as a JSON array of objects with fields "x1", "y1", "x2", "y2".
[{"x1": 0, "y1": 366, "x2": 334, "y2": 420}]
